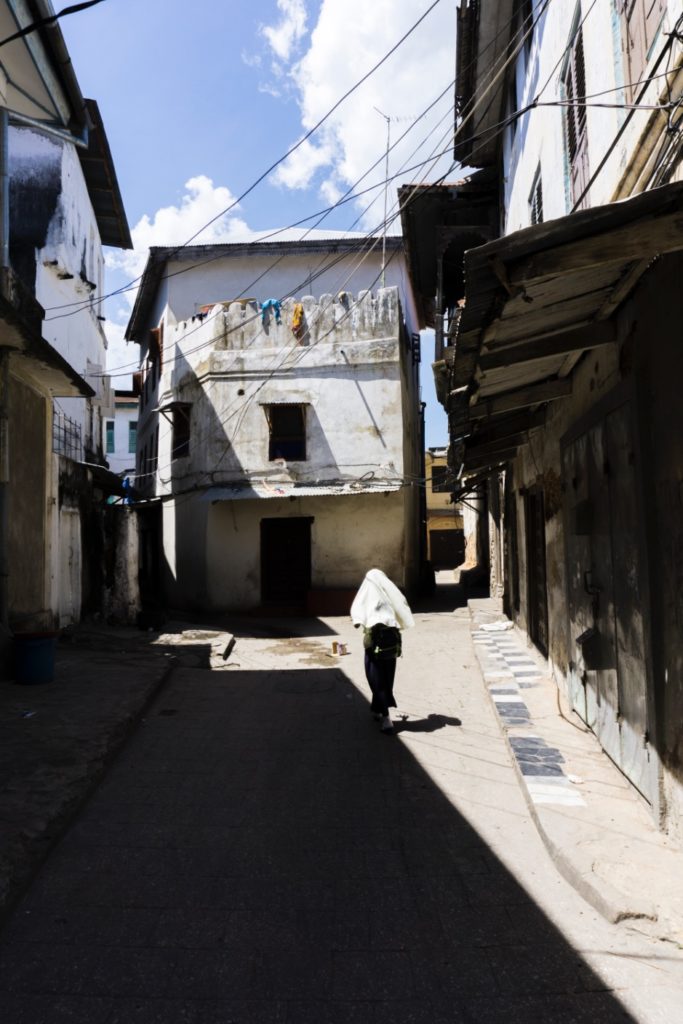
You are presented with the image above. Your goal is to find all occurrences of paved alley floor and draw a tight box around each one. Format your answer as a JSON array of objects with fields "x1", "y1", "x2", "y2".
[{"x1": 0, "y1": 604, "x2": 682, "y2": 1022}]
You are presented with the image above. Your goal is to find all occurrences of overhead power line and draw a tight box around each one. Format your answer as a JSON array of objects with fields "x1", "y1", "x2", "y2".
[
  {"x1": 0, "y1": 0, "x2": 108, "y2": 48},
  {"x1": 43, "y1": 0, "x2": 535, "y2": 321}
]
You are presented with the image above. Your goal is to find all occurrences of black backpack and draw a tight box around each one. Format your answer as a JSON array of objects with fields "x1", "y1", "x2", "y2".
[{"x1": 370, "y1": 624, "x2": 402, "y2": 660}]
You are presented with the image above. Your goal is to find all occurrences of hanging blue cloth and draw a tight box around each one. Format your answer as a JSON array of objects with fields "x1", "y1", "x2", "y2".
[{"x1": 260, "y1": 298, "x2": 282, "y2": 325}]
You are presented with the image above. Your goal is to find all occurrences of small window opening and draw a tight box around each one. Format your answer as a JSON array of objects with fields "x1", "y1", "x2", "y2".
[
  {"x1": 266, "y1": 404, "x2": 306, "y2": 461},
  {"x1": 172, "y1": 404, "x2": 191, "y2": 459}
]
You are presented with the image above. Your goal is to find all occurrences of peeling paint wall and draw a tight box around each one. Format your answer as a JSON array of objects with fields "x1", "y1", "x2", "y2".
[
  {"x1": 135, "y1": 257, "x2": 419, "y2": 609},
  {"x1": 153, "y1": 289, "x2": 408, "y2": 498},
  {"x1": 10, "y1": 125, "x2": 109, "y2": 457},
  {"x1": 103, "y1": 508, "x2": 141, "y2": 624},
  {"x1": 163, "y1": 489, "x2": 407, "y2": 611}
]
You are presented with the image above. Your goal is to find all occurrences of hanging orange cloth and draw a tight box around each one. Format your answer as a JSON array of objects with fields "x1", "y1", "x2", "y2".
[{"x1": 291, "y1": 302, "x2": 304, "y2": 339}]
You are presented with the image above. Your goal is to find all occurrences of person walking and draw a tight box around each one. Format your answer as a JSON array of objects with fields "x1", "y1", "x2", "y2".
[{"x1": 350, "y1": 568, "x2": 414, "y2": 734}]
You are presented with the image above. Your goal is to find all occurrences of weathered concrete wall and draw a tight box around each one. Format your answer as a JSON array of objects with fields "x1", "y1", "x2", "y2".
[
  {"x1": 154, "y1": 289, "x2": 409, "y2": 497},
  {"x1": 134, "y1": 253, "x2": 420, "y2": 611},
  {"x1": 103, "y1": 508, "x2": 141, "y2": 624},
  {"x1": 10, "y1": 124, "x2": 109, "y2": 457},
  {"x1": 8, "y1": 376, "x2": 47, "y2": 628},
  {"x1": 162, "y1": 490, "x2": 407, "y2": 611}
]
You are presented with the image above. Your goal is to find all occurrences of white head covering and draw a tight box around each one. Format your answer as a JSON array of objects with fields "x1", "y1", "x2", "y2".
[{"x1": 350, "y1": 568, "x2": 415, "y2": 630}]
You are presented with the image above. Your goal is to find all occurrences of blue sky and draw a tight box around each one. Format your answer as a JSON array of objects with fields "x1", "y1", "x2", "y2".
[{"x1": 60, "y1": 0, "x2": 456, "y2": 446}]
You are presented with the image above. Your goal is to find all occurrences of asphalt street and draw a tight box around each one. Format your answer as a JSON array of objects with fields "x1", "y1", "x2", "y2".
[{"x1": 0, "y1": 603, "x2": 681, "y2": 1023}]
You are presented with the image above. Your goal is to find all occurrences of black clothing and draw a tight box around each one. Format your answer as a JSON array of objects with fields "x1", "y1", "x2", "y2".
[{"x1": 364, "y1": 650, "x2": 397, "y2": 717}]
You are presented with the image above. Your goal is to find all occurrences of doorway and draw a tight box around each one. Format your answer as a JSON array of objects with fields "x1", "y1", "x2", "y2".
[
  {"x1": 525, "y1": 486, "x2": 549, "y2": 657},
  {"x1": 562, "y1": 393, "x2": 655, "y2": 803},
  {"x1": 261, "y1": 517, "x2": 312, "y2": 608}
]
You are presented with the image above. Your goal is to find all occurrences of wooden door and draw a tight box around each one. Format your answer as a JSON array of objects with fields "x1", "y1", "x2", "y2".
[
  {"x1": 562, "y1": 400, "x2": 654, "y2": 802},
  {"x1": 525, "y1": 487, "x2": 549, "y2": 657},
  {"x1": 261, "y1": 517, "x2": 312, "y2": 607}
]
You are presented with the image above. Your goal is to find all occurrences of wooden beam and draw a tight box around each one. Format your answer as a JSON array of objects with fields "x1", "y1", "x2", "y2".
[
  {"x1": 465, "y1": 447, "x2": 520, "y2": 471},
  {"x1": 465, "y1": 432, "x2": 529, "y2": 457},
  {"x1": 469, "y1": 378, "x2": 572, "y2": 419},
  {"x1": 470, "y1": 407, "x2": 546, "y2": 445},
  {"x1": 478, "y1": 320, "x2": 616, "y2": 371},
  {"x1": 509, "y1": 213, "x2": 683, "y2": 286},
  {"x1": 596, "y1": 258, "x2": 652, "y2": 321}
]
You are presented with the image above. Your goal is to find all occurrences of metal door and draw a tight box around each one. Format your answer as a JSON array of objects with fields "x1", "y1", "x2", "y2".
[{"x1": 562, "y1": 401, "x2": 654, "y2": 802}]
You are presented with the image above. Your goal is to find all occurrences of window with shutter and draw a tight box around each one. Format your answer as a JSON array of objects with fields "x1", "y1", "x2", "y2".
[
  {"x1": 529, "y1": 165, "x2": 544, "y2": 225},
  {"x1": 149, "y1": 323, "x2": 164, "y2": 369},
  {"x1": 105, "y1": 420, "x2": 115, "y2": 454},
  {"x1": 620, "y1": 0, "x2": 666, "y2": 101},
  {"x1": 562, "y1": 25, "x2": 590, "y2": 209}
]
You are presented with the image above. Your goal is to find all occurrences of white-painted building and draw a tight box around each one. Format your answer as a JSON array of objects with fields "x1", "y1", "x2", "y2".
[
  {"x1": 126, "y1": 237, "x2": 422, "y2": 613},
  {"x1": 0, "y1": 1, "x2": 132, "y2": 642},
  {"x1": 104, "y1": 391, "x2": 138, "y2": 477}
]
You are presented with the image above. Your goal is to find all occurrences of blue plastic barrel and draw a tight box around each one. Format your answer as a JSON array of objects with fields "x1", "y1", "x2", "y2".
[{"x1": 13, "y1": 632, "x2": 58, "y2": 684}]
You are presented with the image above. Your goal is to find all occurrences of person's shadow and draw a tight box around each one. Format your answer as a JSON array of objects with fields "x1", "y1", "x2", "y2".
[{"x1": 395, "y1": 713, "x2": 462, "y2": 733}]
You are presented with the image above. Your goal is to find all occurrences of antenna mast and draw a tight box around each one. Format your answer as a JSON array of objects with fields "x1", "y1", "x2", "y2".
[{"x1": 374, "y1": 107, "x2": 391, "y2": 288}]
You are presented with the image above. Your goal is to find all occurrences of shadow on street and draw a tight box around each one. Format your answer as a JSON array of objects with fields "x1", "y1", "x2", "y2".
[{"x1": 0, "y1": 658, "x2": 637, "y2": 1022}]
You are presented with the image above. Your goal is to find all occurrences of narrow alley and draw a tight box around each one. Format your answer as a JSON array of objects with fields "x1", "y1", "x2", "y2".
[{"x1": 0, "y1": 592, "x2": 681, "y2": 1023}]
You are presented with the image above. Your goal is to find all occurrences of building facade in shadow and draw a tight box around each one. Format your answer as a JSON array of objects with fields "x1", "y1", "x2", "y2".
[{"x1": 401, "y1": 0, "x2": 683, "y2": 837}]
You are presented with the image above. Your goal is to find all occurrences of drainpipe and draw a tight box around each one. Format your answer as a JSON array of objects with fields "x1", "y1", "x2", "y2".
[{"x1": 0, "y1": 107, "x2": 9, "y2": 634}]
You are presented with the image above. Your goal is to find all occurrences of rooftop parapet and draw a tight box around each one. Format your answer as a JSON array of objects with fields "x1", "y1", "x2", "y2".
[{"x1": 171, "y1": 287, "x2": 401, "y2": 353}]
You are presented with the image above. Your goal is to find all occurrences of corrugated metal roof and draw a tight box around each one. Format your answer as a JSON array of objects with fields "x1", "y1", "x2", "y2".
[{"x1": 201, "y1": 480, "x2": 403, "y2": 502}]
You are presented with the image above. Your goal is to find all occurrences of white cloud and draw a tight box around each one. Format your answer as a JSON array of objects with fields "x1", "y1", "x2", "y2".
[
  {"x1": 270, "y1": 0, "x2": 456, "y2": 226},
  {"x1": 240, "y1": 50, "x2": 262, "y2": 68},
  {"x1": 106, "y1": 175, "x2": 255, "y2": 292},
  {"x1": 273, "y1": 137, "x2": 332, "y2": 190},
  {"x1": 260, "y1": 0, "x2": 308, "y2": 62},
  {"x1": 102, "y1": 173, "x2": 367, "y2": 386},
  {"x1": 104, "y1": 176, "x2": 257, "y2": 383}
]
